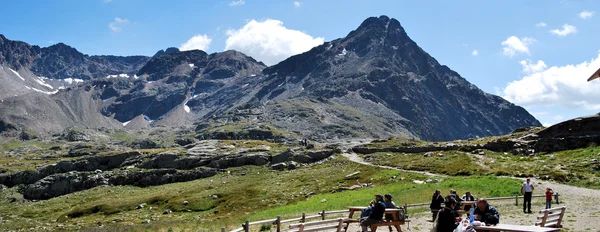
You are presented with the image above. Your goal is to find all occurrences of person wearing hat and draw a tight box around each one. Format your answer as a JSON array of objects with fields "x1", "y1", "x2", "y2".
[{"x1": 360, "y1": 194, "x2": 386, "y2": 232}]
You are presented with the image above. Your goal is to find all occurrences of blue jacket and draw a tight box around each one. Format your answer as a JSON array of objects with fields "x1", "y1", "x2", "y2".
[{"x1": 369, "y1": 201, "x2": 387, "y2": 221}]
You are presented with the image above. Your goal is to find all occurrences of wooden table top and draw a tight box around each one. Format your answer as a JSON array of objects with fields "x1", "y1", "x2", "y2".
[
  {"x1": 474, "y1": 224, "x2": 561, "y2": 232},
  {"x1": 346, "y1": 206, "x2": 401, "y2": 211}
]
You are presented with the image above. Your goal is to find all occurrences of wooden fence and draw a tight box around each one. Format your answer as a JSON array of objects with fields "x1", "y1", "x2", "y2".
[{"x1": 225, "y1": 193, "x2": 560, "y2": 232}]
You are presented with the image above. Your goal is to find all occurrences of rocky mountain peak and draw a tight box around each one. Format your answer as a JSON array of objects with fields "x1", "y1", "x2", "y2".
[
  {"x1": 39, "y1": 42, "x2": 86, "y2": 64},
  {"x1": 153, "y1": 47, "x2": 181, "y2": 58},
  {"x1": 0, "y1": 34, "x2": 40, "y2": 70}
]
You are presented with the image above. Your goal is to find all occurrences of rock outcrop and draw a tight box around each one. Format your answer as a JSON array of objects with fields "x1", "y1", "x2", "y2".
[{"x1": 23, "y1": 167, "x2": 217, "y2": 200}]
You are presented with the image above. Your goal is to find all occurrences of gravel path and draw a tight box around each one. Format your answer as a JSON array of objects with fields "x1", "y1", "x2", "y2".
[{"x1": 340, "y1": 152, "x2": 600, "y2": 232}]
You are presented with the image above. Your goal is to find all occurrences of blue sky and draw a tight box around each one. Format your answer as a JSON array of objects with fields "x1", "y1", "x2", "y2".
[{"x1": 1, "y1": 0, "x2": 599, "y2": 126}]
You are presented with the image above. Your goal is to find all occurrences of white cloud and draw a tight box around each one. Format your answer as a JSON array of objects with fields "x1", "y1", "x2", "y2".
[
  {"x1": 293, "y1": 1, "x2": 302, "y2": 7},
  {"x1": 501, "y1": 36, "x2": 535, "y2": 57},
  {"x1": 535, "y1": 22, "x2": 547, "y2": 27},
  {"x1": 549, "y1": 24, "x2": 577, "y2": 36},
  {"x1": 579, "y1": 10, "x2": 594, "y2": 19},
  {"x1": 502, "y1": 52, "x2": 600, "y2": 111},
  {"x1": 225, "y1": 19, "x2": 324, "y2": 65},
  {"x1": 180, "y1": 34, "x2": 212, "y2": 51},
  {"x1": 108, "y1": 17, "x2": 129, "y2": 32},
  {"x1": 520, "y1": 59, "x2": 547, "y2": 74},
  {"x1": 471, "y1": 49, "x2": 478, "y2": 56},
  {"x1": 229, "y1": 0, "x2": 245, "y2": 6}
]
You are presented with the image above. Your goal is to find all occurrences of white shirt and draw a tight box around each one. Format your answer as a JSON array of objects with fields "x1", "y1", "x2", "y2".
[{"x1": 522, "y1": 182, "x2": 533, "y2": 192}]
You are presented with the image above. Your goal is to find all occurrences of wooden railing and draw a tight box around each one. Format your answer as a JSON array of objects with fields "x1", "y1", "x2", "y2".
[{"x1": 225, "y1": 193, "x2": 560, "y2": 232}]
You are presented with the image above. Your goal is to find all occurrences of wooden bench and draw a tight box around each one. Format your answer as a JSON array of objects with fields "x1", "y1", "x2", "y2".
[
  {"x1": 289, "y1": 218, "x2": 344, "y2": 232},
  {"x1": 368, "y1": 219, "x2": 410, "y2": 232},
  {"x1": 535, "y1": 206, "x2": 566, "y2": 228}
]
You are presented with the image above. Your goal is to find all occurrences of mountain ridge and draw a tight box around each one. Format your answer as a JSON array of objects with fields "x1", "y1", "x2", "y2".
[{"x1": 0, "y1": 15, "x2": 541, "y2": 141}]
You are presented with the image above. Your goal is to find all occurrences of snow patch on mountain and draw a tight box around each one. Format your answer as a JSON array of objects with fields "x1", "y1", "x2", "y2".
[
  {"x1": 63, "y1": 78, "x2": 84, "y2": 84},
  {"x1": 9, "y1": 68, "x2": 25, "y2": 81}
]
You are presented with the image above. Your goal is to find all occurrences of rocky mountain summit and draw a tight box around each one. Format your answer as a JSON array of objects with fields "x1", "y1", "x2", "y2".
[{"x1": 0, "y1": 15, "x2": 540, "y2": 141}]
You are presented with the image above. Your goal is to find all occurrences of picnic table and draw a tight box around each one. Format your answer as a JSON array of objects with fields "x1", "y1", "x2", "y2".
[
  {"x1": 346, "y1": 206, "x2": 402, "y2": 219},
  {"x1": 344, "y1": 206, "x2": 406, "y2": 231},
  {"x1": 460, "y1": 201, "x2": 476, "y2": 210},
  {"x1": 474, "y1": 224, "x2": 561, "y2": 232}
]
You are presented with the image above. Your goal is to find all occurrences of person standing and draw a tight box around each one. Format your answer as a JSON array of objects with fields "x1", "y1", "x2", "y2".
[
  {"x1": 430, "y1": 190, "x2": 445, "y2": 221},
  {"x1": 521, "y1": 178, "x2": 534, "y2": 213},
  {"x1": 545, "y1": 188, "x2": 554, "y2": 209}
]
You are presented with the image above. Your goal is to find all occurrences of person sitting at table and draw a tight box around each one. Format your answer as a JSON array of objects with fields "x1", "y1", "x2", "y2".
[
  {"x1": 383, "y1": 194, "x2": 402, "y2": 220},
  {"x1": 434, "y1": 196, "x2": 459, "y2": 232},
  {"x1": 430, "y1": 189, "x2": 445, "y2": 221},
  {"x1": 473, "y1": 199, "x2": 500, "y2": 225},
  {"x1": 449, "y1": 189, "x2": 462, "y2": 210},
  {"x1": 360, "y1": 194, "x2": 386, "y2": 232},
  {"x1": 462, "y1": 191, "x2": 475, "y2": 215},
  {"x1": 360, "y1": 194, "x2": 382, "y2": 218}
]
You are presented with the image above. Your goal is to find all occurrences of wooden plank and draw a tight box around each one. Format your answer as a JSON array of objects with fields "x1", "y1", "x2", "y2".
[
  {"x1": 280, "y1": 217, "x2": 304, "y2": 224},
  {"x1": 322, "y1": 210, "x2": 349, "y2": 215},
  {"x1": 303, "y1": 215, "x2": 322, "y2": 220},
  {"x1": 248, "y1": 218, "x2": 277, "y2": 226},
  {"x1": 536, "y1": 214, "x2": 561, "y2": 220},
  {"x1": 289, "y1": 218, "x2": 344, "y2": 228}
]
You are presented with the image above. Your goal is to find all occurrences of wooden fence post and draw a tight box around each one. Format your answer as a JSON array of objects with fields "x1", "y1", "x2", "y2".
[
  {"x1": 243, "y1": 221, "x2": 249, "y2": 232},
  {"x1": 515, "y1": 195, "x2": 519, "y2": 206},
  {"x1": 301, "y1": 212, "x2": 306, "y2": 223},
  {"x1": 321, "y1": 210, "x2": 326, "y2": 220},
  {"x1": 276, "y1": 216, "x2": 281, "y2": 232}
]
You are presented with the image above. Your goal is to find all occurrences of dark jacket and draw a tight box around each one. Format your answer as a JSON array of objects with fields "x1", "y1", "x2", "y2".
[
  {"x1": 369, "y1": 201, "x2": 386, "y2": 221},
  {"x1": 384, "y1": 200, "x2": 400, "y2": 220},
  {"x1": 430, "y1": 194, "x2": 444, "y2": 209},
  {"x1": 474, "y1": 205, "x2": 500, "y2": 225},
  {"x1": 449, "y1": 194, "x2": 462, "y2": 210},
  {"x1": 436, "y1": 207, "x2": 459, "y2": 232}
]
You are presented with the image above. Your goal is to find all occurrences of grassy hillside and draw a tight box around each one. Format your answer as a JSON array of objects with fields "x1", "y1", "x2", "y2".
[
  {"x1": 362, "y1": 146, "x2": 600, "y2": 189},
  {"x1": 0, "y1": 155, "x2": 521, "y2": 231}
]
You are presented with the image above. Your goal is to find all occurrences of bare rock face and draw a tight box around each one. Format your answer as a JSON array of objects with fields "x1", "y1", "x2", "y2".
[{"x1": 272, "y1": 149, "x2": 336, "y2": 164}]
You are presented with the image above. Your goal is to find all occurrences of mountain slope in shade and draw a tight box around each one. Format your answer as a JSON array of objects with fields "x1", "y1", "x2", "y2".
[{"x1": 242, "y1": 15, "x2": 541, "y2": 141}]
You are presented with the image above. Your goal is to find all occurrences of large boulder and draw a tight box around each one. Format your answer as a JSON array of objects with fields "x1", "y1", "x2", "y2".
[
  {"x1": 271, "y1": 162, "x2": 287, "y2": 170},
  {"x1": 208, "y1": 152, "x2": 270, "y2": 168},
  {"x1": 137, "y1": 152, "x2": 208, "y2": 170}
]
